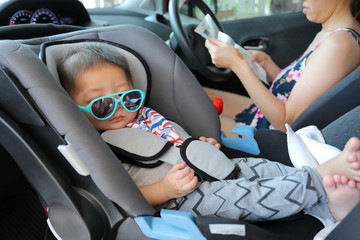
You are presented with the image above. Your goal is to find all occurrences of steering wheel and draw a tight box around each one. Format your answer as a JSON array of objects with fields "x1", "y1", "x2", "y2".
[{"x1": 168, "y1": 0, "x2": 232, "y2": 81}]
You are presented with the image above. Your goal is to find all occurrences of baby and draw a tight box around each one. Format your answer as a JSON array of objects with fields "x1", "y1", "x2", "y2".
[{"x1": 58, "y1": 42, "x2": 360, "y2": 224}]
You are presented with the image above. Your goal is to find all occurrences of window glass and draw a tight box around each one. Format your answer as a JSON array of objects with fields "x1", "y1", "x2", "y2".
[
  {"x1": 80, "y1": 0, "x2": 302, "y2": 21},
  {"x1": 79, "y1": 0, "x2": 125, "y2": 8},
  {"x1": 198, "y1": 0, "x2": 302, "y2": 21}
]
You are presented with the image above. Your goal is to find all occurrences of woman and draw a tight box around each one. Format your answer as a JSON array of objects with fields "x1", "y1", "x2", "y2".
[{"x1": 205, "y1": 0, "x2": 360, "y2": 133}]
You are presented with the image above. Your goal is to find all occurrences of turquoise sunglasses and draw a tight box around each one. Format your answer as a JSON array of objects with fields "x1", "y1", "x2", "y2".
[{"x1": 78, "y1": 89, "x2": 145, "y2": 120}]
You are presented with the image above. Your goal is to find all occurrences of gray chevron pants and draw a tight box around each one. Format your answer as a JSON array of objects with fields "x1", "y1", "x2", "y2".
[{"x1": 165, "y1": 157, "x2": 334, "y2": 223}]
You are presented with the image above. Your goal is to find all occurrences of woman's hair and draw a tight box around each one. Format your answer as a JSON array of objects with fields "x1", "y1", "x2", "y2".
[
  {"x1": 351, "y1": 0, "x2": 360, "y2": 23},
  {"x1": 57, "y1": 42, "x2": 133, "y2": 96}
]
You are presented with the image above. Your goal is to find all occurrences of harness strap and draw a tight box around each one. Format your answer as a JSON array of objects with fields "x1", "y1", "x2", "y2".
[
  {"x1": 102, "y1": 128, "x2": 182, "y2": 168},
  {"x1": 101, "y1": 128, "x2": 240, "y2": 181}
]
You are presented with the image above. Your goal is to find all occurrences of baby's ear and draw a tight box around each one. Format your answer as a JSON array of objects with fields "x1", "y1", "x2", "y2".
[{"x1": 67, "y1": 87, "x2": 76, "y2": 99}]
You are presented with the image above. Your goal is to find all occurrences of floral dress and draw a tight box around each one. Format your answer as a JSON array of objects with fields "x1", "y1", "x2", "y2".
[{"x1": 234, "y1": 28, "x2": 360, "y2": 129}]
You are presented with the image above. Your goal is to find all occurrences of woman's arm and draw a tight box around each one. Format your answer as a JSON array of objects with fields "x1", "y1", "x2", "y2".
[
  {"x1": 230, "y1": 59, "x2": 288, "y2": 131},
  {"x1": 285, "y1": 30, "x2": 360, "y2": 125},
  {"x1": 138, "y1": 162, "x2": 198, "y2": 207},
  {"x1": 248, "y1": 50, "x2": 282, "y2": 82},
  {"x1": 206, "y1": 38, "x2": 288, "y2": 130}
]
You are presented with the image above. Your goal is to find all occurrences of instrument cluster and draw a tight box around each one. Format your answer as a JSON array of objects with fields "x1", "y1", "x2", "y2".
[
  {"x1": 0, "y1": 0, "x2": 91, "y2": 27},
  {"x1": 9, "y1": 8, "x2": 73, "y2": 25}
]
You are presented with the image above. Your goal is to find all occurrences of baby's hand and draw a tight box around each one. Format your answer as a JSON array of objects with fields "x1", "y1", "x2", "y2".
[
  {"x1": 199, "y1": 136, "x2": 221, "y2": 149},
  {"x1": 159, "y1": 162, "x2": 198, "y2": 200}
]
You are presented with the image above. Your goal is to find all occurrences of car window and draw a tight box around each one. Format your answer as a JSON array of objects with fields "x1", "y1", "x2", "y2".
[
  {"x1": 197, "y1": 0, "x2": 302, "y2": 22},
  {"x1": 79, "y1": 0, "x2": 125, "y2": 8},
  {"x1": 80, "y1": 0, "x2": 302, "y2": 21}
]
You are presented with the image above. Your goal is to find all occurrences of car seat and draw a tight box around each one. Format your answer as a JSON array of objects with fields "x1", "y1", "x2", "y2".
[
  {"x1": 291, "y1": 65, "x2": 360, "y2": 131},
  {"x1": 0, "y1": 24, "x2": 222, "y2": 239},
  {"x1": 0, "y1": 25, "x2": 358, "y2": 240}
]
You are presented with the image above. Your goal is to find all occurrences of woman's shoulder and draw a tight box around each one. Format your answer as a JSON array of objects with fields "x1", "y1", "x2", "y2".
[
  {"x1": 313, "y1": 29, "x2": 360, "y2": 60},
  {"x1": 325, "y1": 28, "x2": 360, "y2": 49},
  {"x1": 303, "y1": 28, "x2": 360, "y2": 77}
]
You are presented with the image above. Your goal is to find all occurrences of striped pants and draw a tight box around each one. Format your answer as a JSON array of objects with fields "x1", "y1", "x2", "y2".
[{"x1": 165, "y1": 157, "x2": 334, "y2": 223}]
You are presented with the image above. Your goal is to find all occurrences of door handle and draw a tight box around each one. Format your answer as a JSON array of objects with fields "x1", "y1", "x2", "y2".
[
  {"x1": 243, "y1": 37, "x2": 269, "y2": 51},
  {"x1": 244, "y1": 44, "x2": 266, "y2": 51}
]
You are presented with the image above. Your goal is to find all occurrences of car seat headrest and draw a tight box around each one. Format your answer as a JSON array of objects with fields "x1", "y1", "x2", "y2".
[
  {"x1": 22, "y1": 25, "x2": 221, "y2": 141},
  {"x1": 39, "y1": 40, "x2": 150, "y2": 98}
]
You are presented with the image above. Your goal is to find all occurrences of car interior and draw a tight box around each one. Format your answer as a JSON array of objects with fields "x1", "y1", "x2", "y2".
[{"x1": 0, "y1": 0, "x2": 360, "y2": 239}]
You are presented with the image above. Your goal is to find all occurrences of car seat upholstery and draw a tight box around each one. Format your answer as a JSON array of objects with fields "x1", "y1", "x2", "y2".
[
  {"x1": 0, "y1": 25, "x2": 359, "y2": 240},
  {"x1": 0, "y1": 25, "x2": 222, "y2": 240},
  {"x1": 291, "y1": 65, "x2": 360, "y2": 131},
  {"x1": 321, "y1": 105, "x2": 360, "y2": 150}
]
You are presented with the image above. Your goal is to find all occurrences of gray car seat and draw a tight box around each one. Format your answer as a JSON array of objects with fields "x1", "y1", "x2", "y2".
[
  {"x1": 0, "y1": 25, "x2": 358, "y2": 240},
  {"x1": 292, "y1": 65, "x2": 360, "y2": 131},
  {"x1": 0, "y1": 24, "x2": 224, "y2": 239},
  {"x1": 0, "y1": 25, "x2": 256, "y2": 240}
]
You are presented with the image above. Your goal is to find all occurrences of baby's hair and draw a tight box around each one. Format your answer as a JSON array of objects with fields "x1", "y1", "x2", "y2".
[{"x1": 57, "y1": 41, "x2": 133, "y2": 96}]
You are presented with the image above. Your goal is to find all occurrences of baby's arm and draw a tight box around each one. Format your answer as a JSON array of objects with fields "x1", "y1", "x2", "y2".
[
  {"x1": 139, "y1": 162, "x2": 198, "y2": 207},
  {"x1": 199, "y1": 136, "x2": 221, "y2": 149}
]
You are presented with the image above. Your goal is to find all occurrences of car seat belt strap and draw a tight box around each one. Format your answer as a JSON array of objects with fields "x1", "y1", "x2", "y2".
[{"x1": 101, "y1": 128, "x2": 240, "y2": 181}]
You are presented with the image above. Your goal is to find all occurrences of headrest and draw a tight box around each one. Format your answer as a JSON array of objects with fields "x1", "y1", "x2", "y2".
[
  {"x1": 28, "y1": 24, "x2": 221, "y2": 141},
  {"x1": 39, "y1": 39, "x2": 151, "y2": 98}
]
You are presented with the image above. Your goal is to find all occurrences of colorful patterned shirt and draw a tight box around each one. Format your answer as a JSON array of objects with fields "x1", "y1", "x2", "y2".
[{"x1": 126, "y1": 107, "x2": 184, "y2": 146}]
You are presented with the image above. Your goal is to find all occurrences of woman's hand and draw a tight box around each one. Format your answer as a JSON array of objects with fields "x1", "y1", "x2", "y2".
[
  {"x1": 205, "y1": 39, "x2": 243, "y2": 69},
  {"x1": 205, "y1": 38, "x2": 253, "y2": 77},
  {"x1": 249, "y1": 50, "x2": 280, "y2": 81},
  {"x1": 199, "y1": 136, "x2": 221, "y2": 149},
  {"x1": 159, "y1": 162, "x2": 198, "y2": 200},
  {"x1": 248, "y1": 50, "x2": 269, "y2": 67}
]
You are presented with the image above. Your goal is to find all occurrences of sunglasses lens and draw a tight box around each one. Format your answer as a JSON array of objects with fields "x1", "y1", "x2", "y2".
[
  {"x1": 91, "y1": 97, "x2": 115, "y2": 119},
  {"x1": 122, "y1": 91, "x2": 142, "y2": 111}
]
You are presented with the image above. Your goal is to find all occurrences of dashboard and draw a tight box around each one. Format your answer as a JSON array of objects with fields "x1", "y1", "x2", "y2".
[
  {"x1": 0, "y1": 0, "x2": 91, "y2": 26},
  {"x1": 0, "y1": 0, "x2": 172, "y2": 41}
]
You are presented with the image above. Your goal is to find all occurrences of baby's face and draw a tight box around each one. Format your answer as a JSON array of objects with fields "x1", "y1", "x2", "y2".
[{"x1": 72, "y1": 63, "x2": 137, "y2": 131}]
